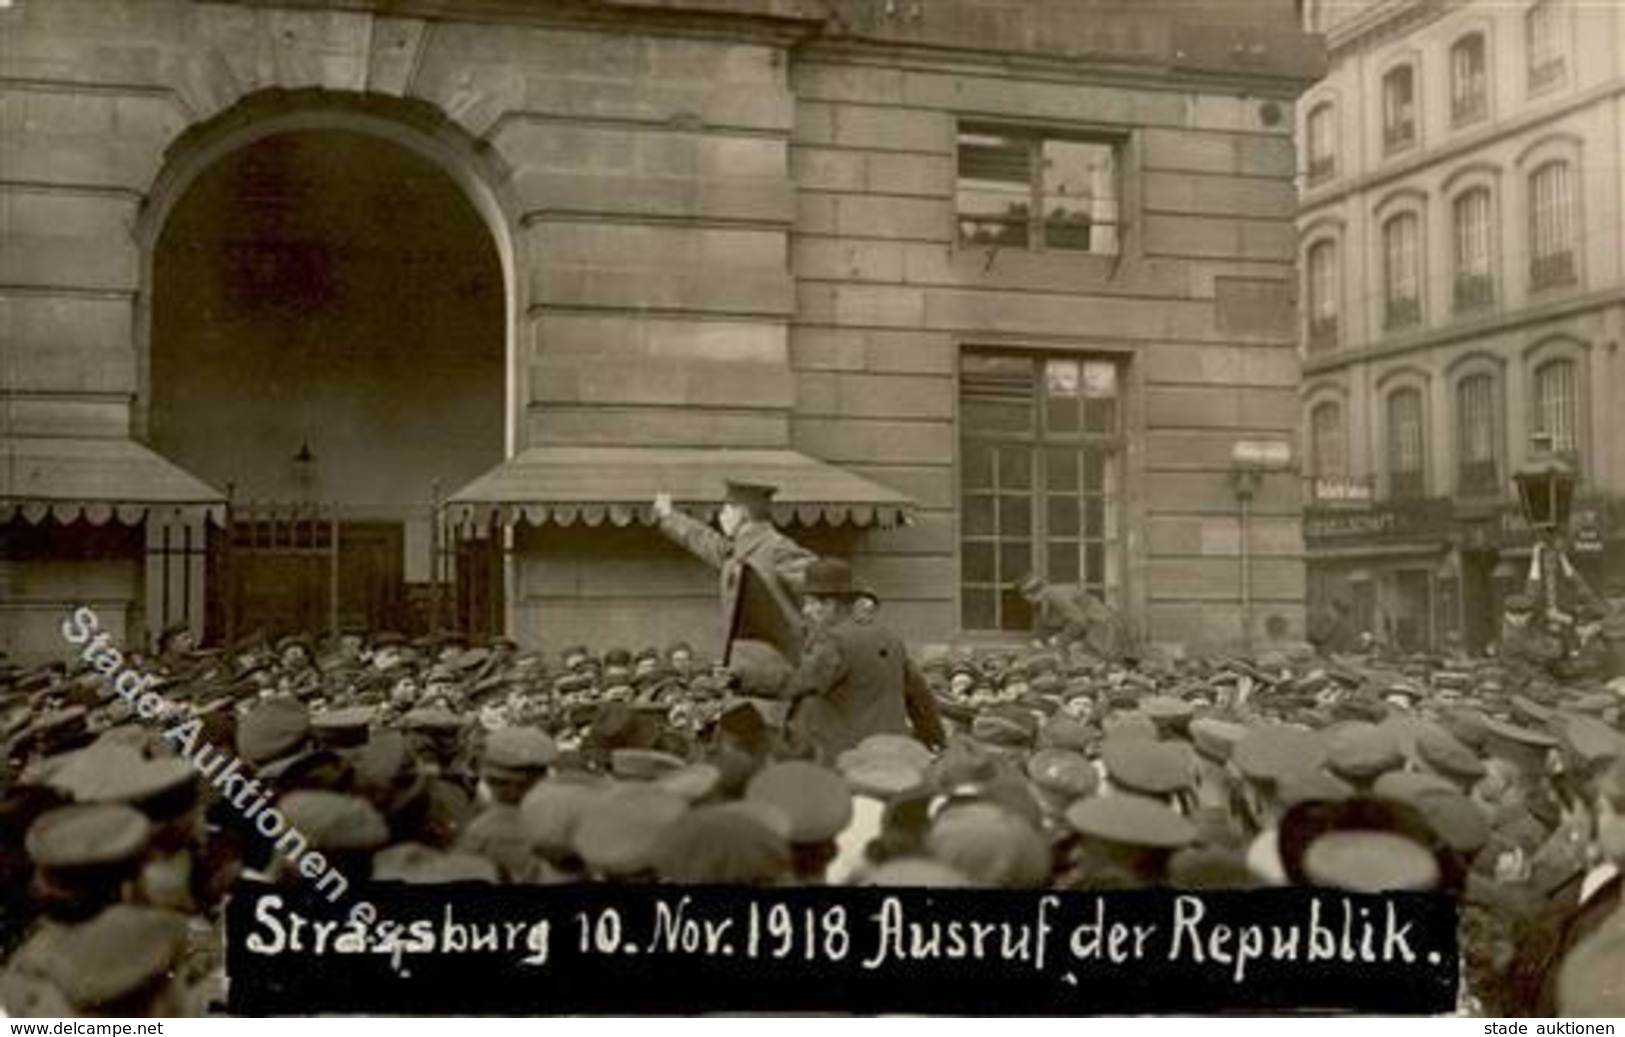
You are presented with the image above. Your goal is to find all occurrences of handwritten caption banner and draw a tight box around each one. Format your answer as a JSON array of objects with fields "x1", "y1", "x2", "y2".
[{"x1": 226, "y1": 882, "x2": 1459, "y2": 1015}]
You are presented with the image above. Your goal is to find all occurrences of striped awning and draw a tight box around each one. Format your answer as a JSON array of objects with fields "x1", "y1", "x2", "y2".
[
  {"x1": 1, "y1": 437, "x2": 226, "y2": 526},
  {"x1": 443, "y1": 446, "x2": 913, "y2": 529}
]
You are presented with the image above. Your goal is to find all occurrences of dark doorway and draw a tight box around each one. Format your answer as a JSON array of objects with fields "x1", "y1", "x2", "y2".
[
  {"x1": 1461, "y1": 549, "x2": 1499, "y2": 655},
  {"x1": 151, "y1": 129, "x2": 504, "y2": 643}
]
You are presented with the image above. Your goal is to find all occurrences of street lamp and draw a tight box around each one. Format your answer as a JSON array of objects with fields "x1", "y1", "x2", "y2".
[
  {"x1": 1512, "y1": 432, "x2": 1575, "y2": 532},
  {"x1": 1511, "y1": 432, "x2": 1580, "y2": 637},
  {"x1": 1230, "y1": 438, "x2": 1293, "y2": 652}
]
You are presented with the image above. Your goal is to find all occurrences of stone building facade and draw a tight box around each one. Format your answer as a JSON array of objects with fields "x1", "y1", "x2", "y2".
[
  {"x1": 1, "y1": 0, "x2": 1323, "y2": 662},
  {"x1": 1297, "y1": 0, "x2": 1625, "y2": 653}
]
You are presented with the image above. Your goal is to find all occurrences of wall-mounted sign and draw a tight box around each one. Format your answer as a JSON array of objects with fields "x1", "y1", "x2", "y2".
[{"x1": 1312, "y1": 478, "x2": 1373, "y2": 505}]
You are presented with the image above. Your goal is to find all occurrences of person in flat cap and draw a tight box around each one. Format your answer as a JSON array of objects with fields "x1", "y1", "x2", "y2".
[
  {"x1": 653, "y1": 478, "x2": 816, "y2": 668},
  {"x1": 782, "y1": 557, "x2": 945, "y2": 762},
  {"x1": 1016, "y1": 572, "x2": 1131, "y2": 662},
  {"x1": 1500, "y1": 594, "x2": 1565, "y2": 683}
]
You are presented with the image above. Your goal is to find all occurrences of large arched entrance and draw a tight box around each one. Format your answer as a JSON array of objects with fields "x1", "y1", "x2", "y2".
[{"x1": 149, "y1": 127, "x2": 505, "y2": 640}]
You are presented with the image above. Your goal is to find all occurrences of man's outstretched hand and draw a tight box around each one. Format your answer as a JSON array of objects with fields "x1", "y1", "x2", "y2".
[{"x1": 653, "y1": 492, "x2": 674, "y2": 519}]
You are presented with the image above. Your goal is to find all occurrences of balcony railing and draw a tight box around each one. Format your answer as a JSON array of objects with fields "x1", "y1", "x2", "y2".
[
  {"x1": 1389, "y1": 470, "x2": 1426, "y2": 501},
  {"x1": 1531, "y1": 250, "x2": 1576, "y2": 290},
  {"x1": 1451, "y1": 92, "x2": 1487, "y2": 126},
  {"x1": 1383, "y1": 121, "x2": 1416, "y2": 153},
  {"x1": 1457, "y1": 459, "x2": 1500, "y2": 497},
  {"x1": 1308, "y1": 316, "x2": 1340, "y2": 352},
  {"x1": 1530, "y1": 58, "x2": 1566, "y2": 91},
  {"x1": 1384, "y1": 296, "x2": 1421, "y2": 331},
  {"x1": 1453, "y1": 273, "x2": 1494, "y2": 313}
]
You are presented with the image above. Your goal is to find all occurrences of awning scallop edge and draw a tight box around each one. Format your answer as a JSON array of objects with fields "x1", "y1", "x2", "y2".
[
  {"x1": 1, "y1": 437, "x2": 227, "y2": 527},
  {"x1": 442, "y1": 447, "x2": 914, "y2": 530}
]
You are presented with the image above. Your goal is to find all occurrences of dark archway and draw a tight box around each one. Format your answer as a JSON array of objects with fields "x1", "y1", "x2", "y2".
[{"x1": 149, "y1": 129, "x2": 504, "y2": 637}]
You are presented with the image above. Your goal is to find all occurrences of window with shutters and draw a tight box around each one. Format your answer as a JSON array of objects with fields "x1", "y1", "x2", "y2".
[
  {"x1": 1455, "y1": 374, "x2": 1499, "y2": 495},
  {"x1": 1388, "y1": 388, "x2": 1426, "y2": 500},
  {"x1": 1383, "y1": 212, "x2": 1422, "y2": 330},
  {"x1": 1532, "y1": 358, "x2": 1579, "y2": 457},
  {"x1": 1450, "y1": 33, "x2": 1488, "y2": 126},
  {"x1": 1309, "y1": 402, "x2": 1347, "y2": 480},
  {"x1": 1452, "y1": 188, "x2": 1494, "y2": 312},
  {"x1": 1526, "y1": 0, "x2": 1567, "y2": 93},
  {"x1": 1382, "y1": 65, "x2": 1417, "y2": 153},
  {"x1": 1307, "y1": 104, "x2": 1336, "y2": 183},
  {"x1": 956, "y1": 125, "x2": 1122, "y2": 255},
  {"x1": 1306, "y1": 239, "x2": 1340, "y2": 351},
  {"x1": 959, "y1": 352, "x2": 1123, "y2": 632},
  {"x1": 1529, "y1": 160, "x2": 1576, "y2": 289}
]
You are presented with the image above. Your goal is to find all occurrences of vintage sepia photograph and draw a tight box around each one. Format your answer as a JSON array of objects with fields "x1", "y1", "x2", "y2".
[{"x1": 1, "y1": 0, "x2": 1623, "y2": 1020}]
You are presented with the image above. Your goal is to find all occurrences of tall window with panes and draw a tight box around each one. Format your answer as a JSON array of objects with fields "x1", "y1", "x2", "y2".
[
  {"x1": 1306, "y1": 239, "x2": 1339, "y2": 351},
  {"x1": 1526, "y1": 0, "x2": 1567, "y2": 92},
  {"x1": 1450, "y1": 34, "x2": 1487, "y2": 126},
  {"x1": 1309, "y1": 402, "x2": 1347, "y2": 482},
  {"x1": 1382, "y1": 65, "x2": 1417, "y2": 153},
  {"x1": 1383, "y1": 212, "x2": 1422, "y2": 330},
  {"x1": 1529, "y1": 161, "x2": 1576, "y2": 289},
  {"x1": 956, "y1": 126, "x2": 1120, "y2": 255},
  {"x1": 959, "y1": 353, "x2": 1121, "y2": 632},
  {"x1": 1306, "y1": 104, "x2": 1336, "y2": 184},
  {"x1": 1452, "y1": 188, "x2": 1494, "y2": 312},
  {"x1": 1455, "y1": 374, "x2": 1499, "y2": 495},
  {"x1": 1532, "y1": 358, "x2": 1579, "y2": 457},
  {"x1": 1387, "y1": 388, "x2": 1426, "y2": 500}
]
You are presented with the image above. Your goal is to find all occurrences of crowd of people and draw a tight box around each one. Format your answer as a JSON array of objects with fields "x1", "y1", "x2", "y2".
[{"x1": 0, "y1": 486, "x2": 1621, "y2": 1018}]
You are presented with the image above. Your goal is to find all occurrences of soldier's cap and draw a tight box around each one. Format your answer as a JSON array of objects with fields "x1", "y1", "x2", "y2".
[
  {"x1": 837, "y1": 733, "x2": 935, "y2": 774},
  {"x1": 1141, "y1": 695, "x2": 1195, "y2": 725},
  {"x1": 1233, "y1": 725, "x2": 1328, "y2": 783},
  {"x1": 1480, "y1": 715, "x2": 1559, "y2": 753},
  {"x1": 1570, "y1": 692, "x2": 1616, "y2": 717},
  {"x1": 1024, "y1": 748, "x2": 1099, "y2": 803},
  {"x1": 1064, "y1": 794, "x2": 1197, "y2": 851},
  {"x1": 1511, "y1": 694, "x2": 1556, "y2": 727},
  {"x1": 1189, "y1": 717, "x2": 1248, "y2": 763},
  {"x1": 1407, "y1": 788, "x2": 1491, "y2": 857},
  {"x1": 1102, "y1": 710, "x2": 1158, "y2": 742},
  {"x1": 27, "y1": 803, "x2": 151, "y2": 870},
  {"x1": 1037, "y1": 714, "x2": 1097, "y2": 754},
  {"x1": 926, "y1": 737, "x2": 1002, "y2": 791},
  {"x1": 1437, "y1": 708, "x2": 1492, "y2": 752},
  {"x1": 970, "y1": 712, "x2": 1035, "y2": 748},
  {"x1": 723, "y1": 480, "x2": 777, "y2": 507},
  {"x1": 746, "y1": 761, "x2": 853, "y2": 844},
  {"x1": 1372, "y1": 770, "x2": 1459, "y2": 802},
  {"x1": 1299, "y1": 831, "x2": 1440, "y2": 892},
  {"x1": 46, "y1": 905, "x2": 187, "y2": 1010},
  {"x1": 654, "y1": 762, "x2": 722, "y2": 802},
  {"x1": 1556, "y1": 714, "x2": 1625, "y2": 769},
  {"x1": 1504, "y1": 595, "x2": 1534, "y2": 613},
  {"x1": 1415, "y1": 724, "x2": 1487, "y2": 782},
  {"x1": 860, "y1": 857, "x2": 973, "y2": 888},
  {"x1": 370, "y1": 632, "x2": 407, "y2": 649},
  {"x1": 1102, "y1": 737, "x2": 1194, "y2": 796},
  {"x1": 610, "y1": 748, "x2": 687, "y2": 782},
  {"x1": 310, "y1": 706, "x2": 376, "y2": 748},
  {"x1": 401, "y1": 707, "x2": 465, "y2": 733},
  {"x1": 842, "y1": 759, "x2": 927, "y2": 801},
  {"x1": 1326, "y1": 723, "x2": 1405, "y2": 782},
  {"x1": 651, "y1": 803, "x2": 791, "y2": 886},
  {"x1": 373, "y1": 842, "x2": 499, "y2": 884},
  {"x1": 1278, "y1": 798, "x2": 1449, "y2": 893},
  {"x1": 572, "y1": 785, "x2": 689, "y2": 876},
  {"x1": 927, "y1": 801, "x2": 1051, "y2": 889},
  {"x1": 46, "y1": 744, "x2": 194, "y2": 812},
  {"x1": 519, "y1": 775, "x2": 612, "y2": 856},
  {"x1": 1275, "y1": 767, "x2": 1354, "y2": 807},
  {"x1": 276, "y1": 791, "x2": 389, "y2": 853},
  {"x1": 236, "y1": 698, "x2": 311, "y2": 766},
  {"x1": 454, "y1": 647, "x2": 492, "y2": 672},
  {"x1": 483, "y1": 727, "x2": 559, "y2": 772}
]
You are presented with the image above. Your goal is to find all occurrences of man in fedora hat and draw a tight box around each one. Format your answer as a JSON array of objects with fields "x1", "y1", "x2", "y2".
[
  {"x1": 654, "y1": 480, "x2": 816, "y2": 668},
  {"x1": 782, "y1": 557, "x2": 944, "y2": 761}
]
